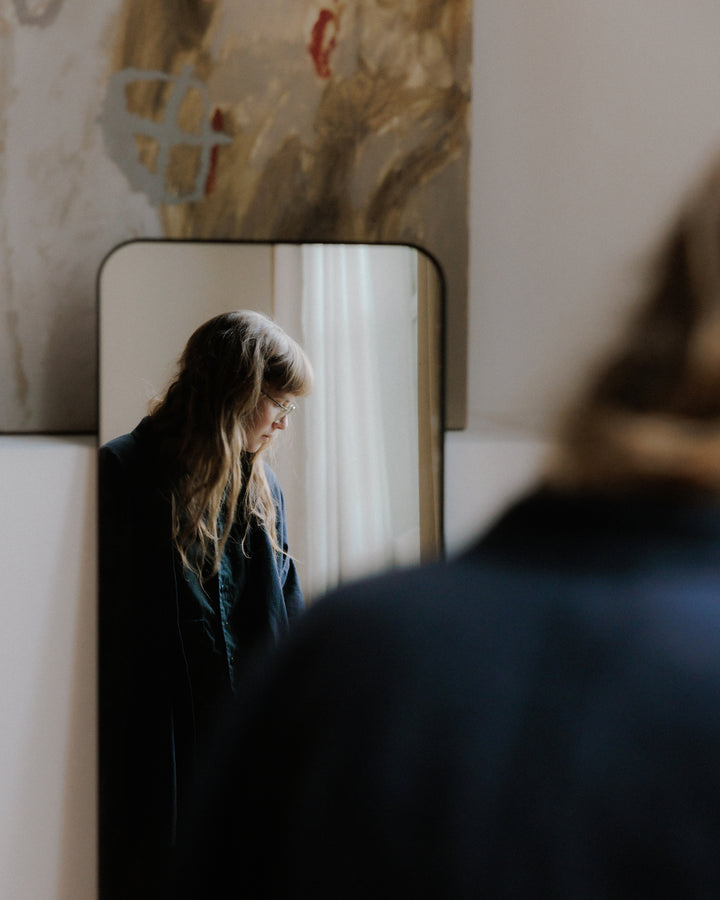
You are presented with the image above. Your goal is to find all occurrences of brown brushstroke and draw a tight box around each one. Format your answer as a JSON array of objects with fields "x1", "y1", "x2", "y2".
[
  {"x1": 111, "y1": 0, "x2": 221, "y2": 203},
  {"x1": 159, "y1": 67, "x2": 468, "y2": 243},
  {"x1": 112, "y1": 0, "x2": 470, "y2": 242},
  {"x1": 113, "y1": 0, "x2": 217, "y2": 73},
  {"x1": 365, "y1": 84, "x2": 469, "y2": 239},
  {"x1": 6, "y1": 310, "x2": 29, "y2": 414},
  {"x1": 112, "y1": 0, "x2": 218, "y2": 128},
  {"x1": 204, "y1": 108, "x2": 224, "y2": 195}
]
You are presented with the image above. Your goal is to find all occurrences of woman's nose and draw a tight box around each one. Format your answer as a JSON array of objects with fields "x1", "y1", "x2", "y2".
[{"x1": 273, "y1": 416, "x2": 289, "y2": 431}]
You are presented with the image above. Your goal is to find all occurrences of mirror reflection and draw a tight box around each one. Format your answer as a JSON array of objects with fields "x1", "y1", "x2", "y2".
[
  {"x1": 99, "y1": 241, "x2": 444, "y2": 597},
  {"x1": 97, "y1": 240, "x2": 443, "y2": 895}
]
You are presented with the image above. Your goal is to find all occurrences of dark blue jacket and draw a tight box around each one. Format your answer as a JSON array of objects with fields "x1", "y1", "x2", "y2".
[
  {"x1": 175, "y1": 486, "x2": 720, "y2": 898},
  {"x1": 98, "y1": 417, "x2": 303, "y2": 898}
]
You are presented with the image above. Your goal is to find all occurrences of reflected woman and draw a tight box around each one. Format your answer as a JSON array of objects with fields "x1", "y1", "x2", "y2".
[{"x1": 98, "y1": 310, "x2": 313, "y2": 898}]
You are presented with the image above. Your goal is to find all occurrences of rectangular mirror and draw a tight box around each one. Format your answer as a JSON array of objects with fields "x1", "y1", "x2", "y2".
[{"x1": 97, "y1": 239, "x2": 444, "y2": 896}]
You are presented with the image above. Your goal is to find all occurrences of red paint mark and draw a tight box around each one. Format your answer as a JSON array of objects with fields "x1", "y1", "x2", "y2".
[
  {"x1": 204, "y1": 108, "x2": 225, "y2": 196},
  {"x1": 308, "y1": 8, "x2": 339, "y2": 79}
]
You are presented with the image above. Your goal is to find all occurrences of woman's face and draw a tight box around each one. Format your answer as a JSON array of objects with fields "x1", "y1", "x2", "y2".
[{"x1": 245, "y1": 388, "x2": 297, "y2": 453}]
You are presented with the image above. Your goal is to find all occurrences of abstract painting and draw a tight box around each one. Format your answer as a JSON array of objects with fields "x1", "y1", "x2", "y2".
[{"x1": 0, "y1": 0, "x2": 470, "y2": 432}]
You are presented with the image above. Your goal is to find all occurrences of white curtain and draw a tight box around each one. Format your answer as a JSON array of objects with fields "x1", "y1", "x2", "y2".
[{"x1": 273, "y1": 243, "x2": 419, "y2": 601}]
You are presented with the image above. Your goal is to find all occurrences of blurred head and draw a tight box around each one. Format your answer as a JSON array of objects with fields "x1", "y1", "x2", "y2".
[{"x1": 549, "y1": 152, "x2": 720, "y2": 495}]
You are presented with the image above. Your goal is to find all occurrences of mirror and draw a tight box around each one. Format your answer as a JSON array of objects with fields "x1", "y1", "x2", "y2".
[
  {"x1": 99, "y1": 240, "x2": 444, "y2": 597},
  {"x1": 97, "y1": 240, "x2": 444, "y2": 896}
]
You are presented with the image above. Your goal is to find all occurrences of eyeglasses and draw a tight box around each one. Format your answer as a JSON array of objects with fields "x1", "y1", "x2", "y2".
[{"x1": 261, "y1": 390, "x2": 297, "y2": 423}]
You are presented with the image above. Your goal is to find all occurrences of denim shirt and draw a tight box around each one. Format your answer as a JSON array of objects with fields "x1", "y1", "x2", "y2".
[{"x1": 177, "y1": 478, "x2": 304, "y2": 729}]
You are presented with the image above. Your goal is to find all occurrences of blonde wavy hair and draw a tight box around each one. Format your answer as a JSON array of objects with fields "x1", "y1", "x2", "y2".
[
  {"x1": 149, "y1": 310, "x2": 312, "y2": 579},
  {"x1": 548, "y1": 153, "x2": 720, "y2": 495}
]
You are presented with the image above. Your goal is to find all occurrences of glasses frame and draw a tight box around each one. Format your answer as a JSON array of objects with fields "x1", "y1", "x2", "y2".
[{"x1": 261, "y1": 390, "x2": 296, "y2": 423}]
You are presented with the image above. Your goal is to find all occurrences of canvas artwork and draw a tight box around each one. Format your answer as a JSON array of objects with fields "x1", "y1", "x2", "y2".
[{"x1": 0, "y1": 0, "x2": 471, "y2": 432}]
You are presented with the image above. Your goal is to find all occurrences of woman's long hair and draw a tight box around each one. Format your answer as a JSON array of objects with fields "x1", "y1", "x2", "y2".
[
  {"x1": 149, "y1": 310, "x2": 312, "y2": 579},
  {"x1": 548, "y1": 153, "x2": 720, "y2": 495}
]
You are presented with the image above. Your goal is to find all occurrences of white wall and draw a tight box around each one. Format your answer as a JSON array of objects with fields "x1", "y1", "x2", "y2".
[
  {"x1": 99, "y1": 242, "x2": 273, "y2": 444},
  {"x1": 0, "y1": 436, "x2": 97, "y2": 900},
  {"x1": 5, "y1": 1, "x2": 720, "y2": 895},
  {"x1": 446, "y1": 0, "x2": 720, "y2": 552},
  {"x1": 468, "y1": 0, "x2": 720, "y2": 437}
]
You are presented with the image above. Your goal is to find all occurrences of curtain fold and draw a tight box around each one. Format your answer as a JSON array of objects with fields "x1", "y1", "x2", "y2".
[
  {"x1": 301, "y1": 244, "x2": 394, "y2": 595},
  {"x1": 273, "y1": 244, "x2": 420, "y2": 601}
]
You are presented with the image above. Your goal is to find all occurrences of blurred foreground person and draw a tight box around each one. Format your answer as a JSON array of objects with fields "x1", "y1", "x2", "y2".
[{"x1": 174, "y1": 158, "x2": 720, "y2": 898}]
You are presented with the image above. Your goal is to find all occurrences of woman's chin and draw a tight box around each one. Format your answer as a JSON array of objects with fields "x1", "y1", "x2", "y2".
[{"x1": 249, "y1": 435, "x2": 272, "y2": 453}]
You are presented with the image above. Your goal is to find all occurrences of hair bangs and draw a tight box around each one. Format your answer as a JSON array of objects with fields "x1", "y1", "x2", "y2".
[{"x1": 265, "y1": 333, "x2": 314, "y2": 397}]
